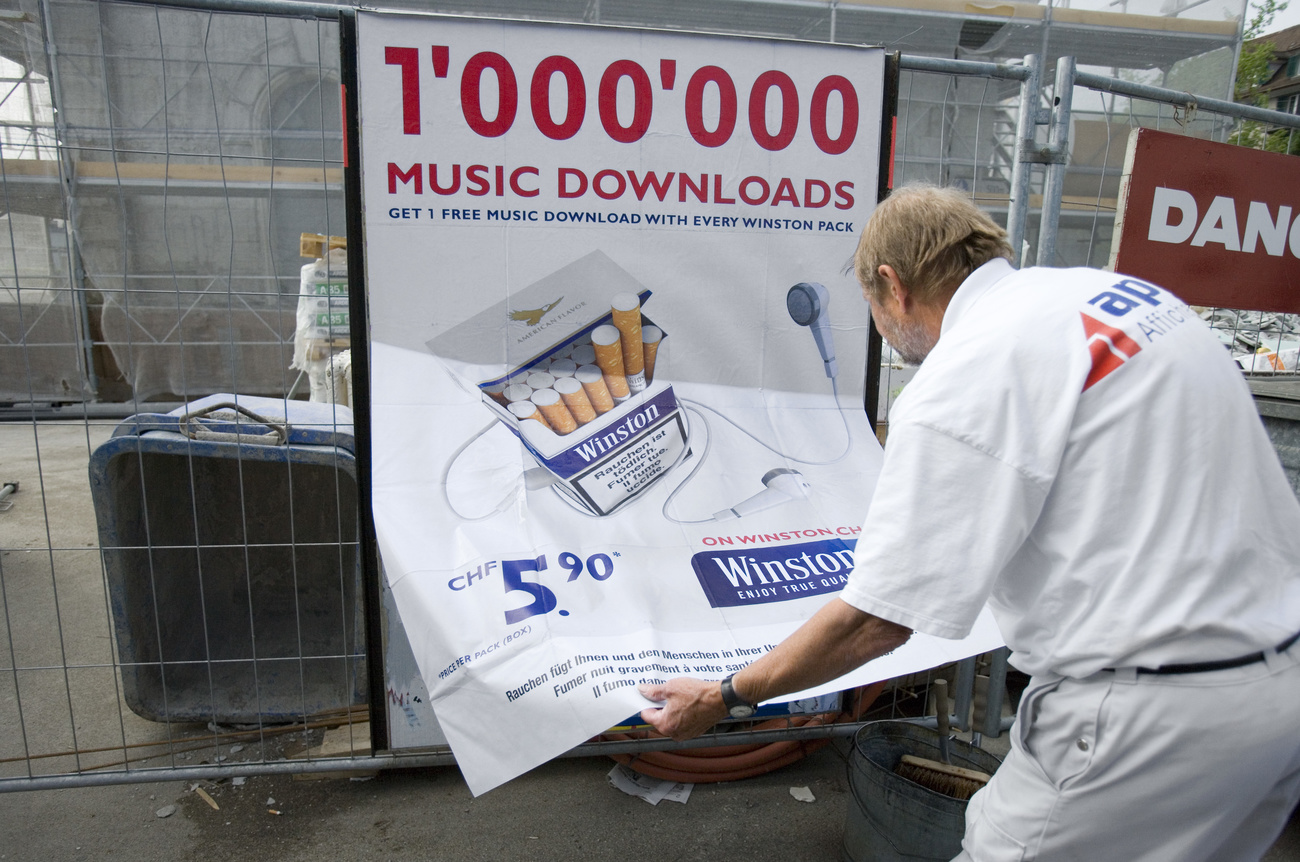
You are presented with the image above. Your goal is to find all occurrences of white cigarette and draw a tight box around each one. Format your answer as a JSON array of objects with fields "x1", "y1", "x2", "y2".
[
  {"x1": 569, "y1": 344, "x2": 596, "y2": 367},
  {"x1": 526, "y1": 371, "x2": 556, "y2": 391},
  {"x1": 555, "y1": 376, "x2": 596, "y2": 425},
  {"x1": 591, "y1": 324, "x2": 621, "y2": 350},
  {"x1": 508, "y1": 399, "x2": 552, "y2": 430},
  {"x1": 642, "y1": 325, "x2": 663, "y2": 383},
  {"x1": 611, "y1": 293, "x2": 645, "y2": 373},
  {"x1": 576, "y1": 364, "x2": 615, "y2": 414},
  {"x1": 548, "y1": 358, "x2": 577, "y2": 378},
  {"x1": 531, "y1": 388, "x2": 578, "y2": 435},
  {"x1": 504, "y1": 383, "x2": 535, "y2": 403},
  {"x1": 591, "y1": 324, "x2": 629, "y2": 399}
]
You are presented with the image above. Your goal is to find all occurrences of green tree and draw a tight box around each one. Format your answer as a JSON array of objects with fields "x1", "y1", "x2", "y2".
[{"x1": 1230, "y1": 0, "x2": 1297, "y2": 152}]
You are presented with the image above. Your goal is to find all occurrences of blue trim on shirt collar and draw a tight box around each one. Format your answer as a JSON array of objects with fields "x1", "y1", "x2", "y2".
[{"x1": 939, "y1": 258, "x2": 1016, "y2": 337}]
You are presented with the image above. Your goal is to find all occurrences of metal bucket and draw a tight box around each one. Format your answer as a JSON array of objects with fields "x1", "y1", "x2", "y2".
[{"x1": 843, "y1": 720, "x2": 1003, "y2": 862}]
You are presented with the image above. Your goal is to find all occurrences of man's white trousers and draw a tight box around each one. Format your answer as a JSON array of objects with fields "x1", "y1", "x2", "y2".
[{"x1": 954, "y1": 641, "x2": 1300, "y2": 862}]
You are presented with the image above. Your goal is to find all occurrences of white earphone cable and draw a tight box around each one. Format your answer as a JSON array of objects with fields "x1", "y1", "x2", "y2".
[
  {"x1": 440, "y1": 419, "x2": 523, "y2": 521},
  {"x1": 660, "y1": 404, "x2": 717, "y2": 525},
  {"x1": 679, "y1": 376, "x2": 852, "y2": 468}
]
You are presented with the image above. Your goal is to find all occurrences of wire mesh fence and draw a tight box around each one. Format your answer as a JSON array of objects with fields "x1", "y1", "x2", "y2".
[
  {"x1": 1, "y1": 0, "x2": 359, "y2": 792},
  {"x1": 1044, "y1": 62, "x2": 1300, "y2": 379},
  {"x1": 2, "y1": 0, "x2": 1297, "y2": 792}
]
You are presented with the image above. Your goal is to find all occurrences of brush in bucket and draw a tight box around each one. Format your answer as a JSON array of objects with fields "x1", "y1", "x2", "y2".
[{"x1": 894, "y1": 678, "x2": 990, "y2": 801}]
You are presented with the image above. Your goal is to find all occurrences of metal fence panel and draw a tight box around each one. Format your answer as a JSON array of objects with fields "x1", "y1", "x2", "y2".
[
  {"x1": 0, "y1": 3, "x2": 86, "y2": 404},
  {"x1": 45, "y1": 0, "x2": 345, "y2": 402},
  {"x1": 2, "y1": 0, "x2": 358, "y2": 792}
]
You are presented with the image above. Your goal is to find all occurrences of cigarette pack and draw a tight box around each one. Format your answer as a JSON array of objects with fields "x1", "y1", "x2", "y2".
[{"x1": 427, "y1": 251, "x2": 687, "y2": 516}]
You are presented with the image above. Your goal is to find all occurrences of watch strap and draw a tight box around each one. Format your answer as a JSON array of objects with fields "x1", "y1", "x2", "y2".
[{"x1": 720, "y1": 673, "x2": 756, "y2": 712}]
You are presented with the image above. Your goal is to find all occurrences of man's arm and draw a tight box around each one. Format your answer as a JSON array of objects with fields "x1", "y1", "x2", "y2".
[{"x1": 638, "y1": 598, "x2": 912, "y2": 741}]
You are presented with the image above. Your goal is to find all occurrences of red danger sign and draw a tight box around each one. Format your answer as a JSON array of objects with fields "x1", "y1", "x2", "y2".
[{"x1": 1110, "y1": 128, "x2": 1300, "y2": 313}]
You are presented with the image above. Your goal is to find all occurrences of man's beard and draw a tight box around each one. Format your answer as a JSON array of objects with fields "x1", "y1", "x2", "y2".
[{"x1": 878, "y1": 312, "x2": 937, "y2": 366}]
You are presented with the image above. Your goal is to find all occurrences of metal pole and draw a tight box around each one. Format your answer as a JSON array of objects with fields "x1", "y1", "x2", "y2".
[
  {"x1": 115, "y1": 0, "x2": 343, "y2": 19},
  {"x1": 981, "y1": 646, "x2": 1011, "y2": 738},
  {"x1": 0, "y1": 721, "x2": 866, "y2": 793},
  {"x1": 39, "y1": 0, "x2": 99, "y2": 398},
  {"x1": 952, "y1": 656, "x2": 976, "y2": 732},
  {"x1": 1038, "y1": 55, "x2": 1075, "y2": 268},
  {"x1": 898, "y1": 55, "x2": 1033, "y2": 81},
  {"x1": 1072, "y1": 68, "x2": 1300, "y2": 130},
  {"x1": 1006, "y1": 54, "x2": 1041, "y2": 267}
]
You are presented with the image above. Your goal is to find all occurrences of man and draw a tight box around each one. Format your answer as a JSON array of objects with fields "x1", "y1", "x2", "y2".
[{"x1": 640, "y1": 184, "x2": 1300, "y2": 861}]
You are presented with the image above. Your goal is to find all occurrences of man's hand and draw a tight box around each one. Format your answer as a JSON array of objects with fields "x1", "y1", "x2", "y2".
[
  {"x1": 638, "y1": 677, "x2": 728, "y2": 741},
  {"x1": 637, "y1": 602, "x2": 911, "y2": 743}
]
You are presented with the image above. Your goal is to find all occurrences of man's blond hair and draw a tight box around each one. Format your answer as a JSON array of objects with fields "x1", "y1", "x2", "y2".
[{"x1": 854, "y1": 184, "x2": 1012, "y2": 303}]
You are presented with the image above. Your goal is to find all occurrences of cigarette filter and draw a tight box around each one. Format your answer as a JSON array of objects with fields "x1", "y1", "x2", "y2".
[
  {"x1": 548, "y1": 358, "x2": 577, "y2": 378},
  {"x1": 591, "y1": 324, "x2": 630, "y2": 399},
  {"x1": 526, "y1": 371, "x2": 556, "y2": 391},
  {"x1": 641, "y1": 325, "x2": 663, "y2": 384},
  {"x1": 569, "y1": 344, "x2": 596, "y2": 367},
  {"x1": 482, "y1": 382, "x2": 509, "y2": 405},
  {"x1": 611, "y1": 292, "x2": 646, "y2": 393},
  {"x1": 575, "y1": 364, "x2": 615, "y2": 414},
  {"x1": 554, "y1": 376, "x2": 597, "y2": 425},
  {"x1": 504, "y1": 383, "x2": 535, "y2": 403},
  {"x1": 531, "y1": 388, "x2": 578, "y2": 435},
  {"x1": 508, "y1": 399, "x2": 552, "y2": 431}
]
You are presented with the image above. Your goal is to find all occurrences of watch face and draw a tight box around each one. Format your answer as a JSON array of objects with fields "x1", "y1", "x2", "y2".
[{"x1": 729, "y1": 704, "x2": 756, "y2": 719}]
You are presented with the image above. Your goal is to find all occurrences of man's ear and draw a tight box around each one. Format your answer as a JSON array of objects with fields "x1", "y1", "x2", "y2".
[{"x1": 877, "y1": 264, "x2": 909, "y2": 308}]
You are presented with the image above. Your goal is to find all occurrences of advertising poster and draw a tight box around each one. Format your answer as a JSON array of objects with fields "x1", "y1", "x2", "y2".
[{"x1": 356, "y1": 11, "x2": 1001, "y2": 794}]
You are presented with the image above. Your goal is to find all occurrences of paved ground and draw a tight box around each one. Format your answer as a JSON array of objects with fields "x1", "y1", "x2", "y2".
[
  {"x1": 1, "y1": 420, "x2": 1297, "y2": 862},
  {"x1": 0, "y1": 741, "x2": 1297, "y2": 862},
  {"x1": 2, "y1": 741, "x2": 859, "y2": 862}
]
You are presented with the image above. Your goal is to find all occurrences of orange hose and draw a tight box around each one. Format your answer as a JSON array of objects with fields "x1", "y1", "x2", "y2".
[{"x1": 602, "y1": 681, "x2": 887, "y2": 783}]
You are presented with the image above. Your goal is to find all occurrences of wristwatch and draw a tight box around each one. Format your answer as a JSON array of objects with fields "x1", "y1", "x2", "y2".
[{"x1": 720, "y1": 673, "x2": 757, "y2": 719}]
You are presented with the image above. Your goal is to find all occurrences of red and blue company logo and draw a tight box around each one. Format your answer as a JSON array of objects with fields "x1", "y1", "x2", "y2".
[{"x1": 1080, "y1": 313, "x2": 1141, "y2": 391}]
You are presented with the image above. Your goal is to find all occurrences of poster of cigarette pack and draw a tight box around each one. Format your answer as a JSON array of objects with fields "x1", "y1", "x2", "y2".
[
  {"x1": 427, "y1": 251, "x2": 684, "y2": 516},
  {"x1": 357, "y1": 11, "x2": 1003, "y2": 796}
]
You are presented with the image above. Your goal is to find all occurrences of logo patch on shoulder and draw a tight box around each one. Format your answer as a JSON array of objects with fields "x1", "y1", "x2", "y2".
[{"x1": 1080, "y1": 313, "x2": 1141, "y2": 391}]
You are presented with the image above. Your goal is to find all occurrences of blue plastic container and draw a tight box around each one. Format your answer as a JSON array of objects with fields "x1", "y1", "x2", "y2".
[{"x1": 89, "y1": 395, "x2": 366, "y2": 723}]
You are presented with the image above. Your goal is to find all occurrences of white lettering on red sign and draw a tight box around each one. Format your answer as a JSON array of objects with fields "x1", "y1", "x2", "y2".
[{"x1": 1147, "y1": 186, "x2": 1300, "y2": 257}]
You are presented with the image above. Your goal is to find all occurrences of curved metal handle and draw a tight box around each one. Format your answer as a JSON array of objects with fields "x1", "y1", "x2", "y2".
[{"x1": 179, "y1": 402, "x2": 289, "y2": 446}]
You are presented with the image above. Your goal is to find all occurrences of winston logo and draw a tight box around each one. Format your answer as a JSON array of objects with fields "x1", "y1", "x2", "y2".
[
  {"x1": 691, "y1": 538, "x2": 857, "y2": 608},
  {"x1": 1081, "y1": 312, "x2": 1141, "y2": 391},
  {"x1": 509, "y1": 297, "x2": 563, "y2": 327}
]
